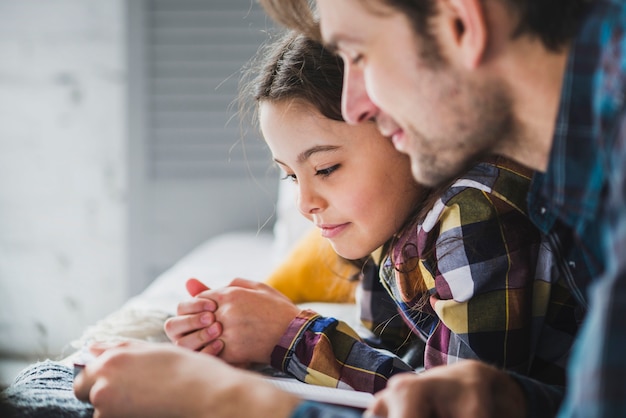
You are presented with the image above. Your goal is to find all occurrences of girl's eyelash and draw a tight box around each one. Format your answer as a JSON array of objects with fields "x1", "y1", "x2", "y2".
[
  {"x1": 280, "y1": 165, "x2": 339, "y2": 182},
  {"x1": 281, "y1": 173, "x2": 297, "y2": 182},
  {"x1": 316, "y1": 165, "x2": 339, "y2": 177}
]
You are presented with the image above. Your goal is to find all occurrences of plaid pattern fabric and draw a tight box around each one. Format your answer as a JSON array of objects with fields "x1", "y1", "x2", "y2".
[
  {"x1": 524, "y1": 1, "x2": 626, "y2": 417},
  {"x1": 271, "y1": 308, "x2": 414, "y2": 393},
  {"x1": 382, "y1": 156, "x2": 580, "y2": 384},
  {"x1": 273, "y1": 157, "x2": 580, "y2": 395}
]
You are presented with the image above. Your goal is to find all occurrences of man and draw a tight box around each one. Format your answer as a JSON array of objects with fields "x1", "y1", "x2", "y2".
[
  {"x1": 259, "y1": 0, "x2": 626, "y2": 417},
  {"x1": 73, "y1": 0, "x2": 625, "y2": 417}
]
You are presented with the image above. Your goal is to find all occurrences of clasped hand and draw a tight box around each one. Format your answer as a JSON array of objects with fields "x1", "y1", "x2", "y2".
[{"x1": 164, "y1": 277, "x2": 301, "y2": 365}]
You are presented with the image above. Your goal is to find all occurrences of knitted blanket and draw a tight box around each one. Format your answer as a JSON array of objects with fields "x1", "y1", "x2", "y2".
[
  {"x1": 1, "y1": 308, "x2": 173, "y2": 417},
  {"x1": 0, "y1": 360, "x2": 93, "y2": 418}
]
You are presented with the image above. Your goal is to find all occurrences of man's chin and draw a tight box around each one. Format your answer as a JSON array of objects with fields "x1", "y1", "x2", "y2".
[
  {"x1": 411, "y1": 163, "x2": 442, "y2": 187},
  {"x1": 411, "y1": 158, "x2": 475, "y2": 188}
]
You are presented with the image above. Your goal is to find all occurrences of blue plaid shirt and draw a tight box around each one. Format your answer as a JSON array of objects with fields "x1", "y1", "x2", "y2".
[
  {"x1": 520, "y1": 0, "x2": 626, "y2": 417},
  {"x1": 291, "y1": 0, "x2": 626, "y2": 416}
]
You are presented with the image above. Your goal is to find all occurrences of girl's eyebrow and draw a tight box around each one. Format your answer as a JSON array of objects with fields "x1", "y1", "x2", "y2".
[
  {"x1": 297, "y1": 145, "x2": 341, "y2": 163},
  {"x1": 273, "y1": 145, "x2": 341, "y2": 167}
]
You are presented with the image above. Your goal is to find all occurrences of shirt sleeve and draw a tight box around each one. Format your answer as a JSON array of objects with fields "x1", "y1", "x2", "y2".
[{"x1": 271, "y1": 309, "x2": 413, "y2": 394}]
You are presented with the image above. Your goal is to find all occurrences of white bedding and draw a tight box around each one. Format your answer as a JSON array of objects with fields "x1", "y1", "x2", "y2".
[
  {"x1": 69, "y1": 230, "x2": 360, "y2": 352},
  {"x1": 57, "y1": 177, "x2": 360, "y2": 369}
]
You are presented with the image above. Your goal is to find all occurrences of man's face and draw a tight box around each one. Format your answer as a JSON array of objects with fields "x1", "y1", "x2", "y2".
[{"x1": 317, "y1": 0, "x2": 514, "y2": 187}]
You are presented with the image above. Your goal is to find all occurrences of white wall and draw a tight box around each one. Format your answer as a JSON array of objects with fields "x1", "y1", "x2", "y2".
[{"x1": 0, "y1": 0, "x2": 127, "y2": 374}]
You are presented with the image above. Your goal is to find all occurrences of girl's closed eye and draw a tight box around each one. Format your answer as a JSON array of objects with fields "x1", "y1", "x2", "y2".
[{"x1": 316, "y1": 164, "x2": 340, "y2": 178}]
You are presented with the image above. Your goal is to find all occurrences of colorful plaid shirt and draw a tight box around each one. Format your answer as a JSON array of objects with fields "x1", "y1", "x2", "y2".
[
  {"x1": 274, "y1": 156, "x2": 581, "y2": 395},
  {"x1": 517, "y1": 1, "x2": 626, "y2": 417}
]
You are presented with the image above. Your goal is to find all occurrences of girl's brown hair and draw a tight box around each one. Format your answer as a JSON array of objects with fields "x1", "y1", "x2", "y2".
[{"x1": 239, "y1": 30, "x2": 344, "y2": 128}]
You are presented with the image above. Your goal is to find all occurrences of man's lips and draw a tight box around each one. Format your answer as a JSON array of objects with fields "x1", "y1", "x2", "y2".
[
  {"x1": 389, "y1": 129, "x2": 406, "y2": 150},
  {"x1": 378, "y1": 124, "x2": 405, "y2": 148},
  {"x1": 317, "y1": 223, "x2": 350, "y2": 239}
]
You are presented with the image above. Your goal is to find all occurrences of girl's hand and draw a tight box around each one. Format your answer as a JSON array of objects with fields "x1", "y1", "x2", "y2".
[
  {"x1": 203, "y1": 278, "x2": 301, "y2": 365},
  {"x1": 164, "y1": 278, "x2": 225, "y2": 355}
]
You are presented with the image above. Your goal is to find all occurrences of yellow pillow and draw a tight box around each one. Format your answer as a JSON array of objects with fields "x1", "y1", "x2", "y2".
[{"x1": 265, "y1": 228, "x2": 359, "y2": 304}]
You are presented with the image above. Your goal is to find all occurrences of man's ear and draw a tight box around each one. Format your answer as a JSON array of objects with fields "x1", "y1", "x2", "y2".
[{"x1": 439, "y1": 0, "x2": 487, "y2": 69}]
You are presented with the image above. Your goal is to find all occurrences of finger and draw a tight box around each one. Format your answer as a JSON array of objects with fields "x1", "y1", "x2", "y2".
[
  {"x1": 164, "y1": 312, "x2": 216, "y2": 341},
  {"x1": 199, "y1": 338, "x2": 225, "y2": 356},
  {"x1": 73, "y1": 363, "x2": 96, "y2": 402},
  {"x1": 174, "y1": 322, "x2": 222, "y2": 351},
  {"x1": 176, "y1": 298, "x2": 217, "y2": 316},
  {"x1": 366, "y1": 396, "x2": 389, "y2": 418},
  {"x1": 186, "y1": 278, "x2": 210, "y2": 296}
]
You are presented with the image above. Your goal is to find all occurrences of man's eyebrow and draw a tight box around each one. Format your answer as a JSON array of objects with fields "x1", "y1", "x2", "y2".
[{"x1": 324, "y1": 31, "x2": 365, "y2": 54}]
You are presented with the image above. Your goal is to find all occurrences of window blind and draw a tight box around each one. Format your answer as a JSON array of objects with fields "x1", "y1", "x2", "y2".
[{"x1": 146, "y1": 0, "x2": 274, "y2": 179}]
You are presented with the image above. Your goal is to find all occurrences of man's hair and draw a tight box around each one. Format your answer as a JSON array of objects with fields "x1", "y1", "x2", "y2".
[{"x1": 258, "y1": 0, "x2": 589, "y2": 53}]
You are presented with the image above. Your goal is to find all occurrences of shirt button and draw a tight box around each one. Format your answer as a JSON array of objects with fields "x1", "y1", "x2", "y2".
[
  {"x1": 568, "y1": 260, "x2": 576, "y2": 269},
  {"x1": 540, "y1": 207, "x2": 547, "y2": 215}
]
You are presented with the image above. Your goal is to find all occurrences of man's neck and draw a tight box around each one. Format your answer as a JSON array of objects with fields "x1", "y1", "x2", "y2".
[{"x1": 494, "y1": 39, "x2": 570, "y2": 173}]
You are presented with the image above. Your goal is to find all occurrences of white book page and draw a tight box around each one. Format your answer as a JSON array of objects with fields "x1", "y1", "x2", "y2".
[{"x1": 266, "y1": 377, "x2": 374, "y2": 410}]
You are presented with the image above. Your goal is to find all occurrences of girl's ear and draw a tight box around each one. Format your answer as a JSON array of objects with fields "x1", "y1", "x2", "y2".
[{"x1": 438, "y1": 0, "x2": 488, "y2": 69}]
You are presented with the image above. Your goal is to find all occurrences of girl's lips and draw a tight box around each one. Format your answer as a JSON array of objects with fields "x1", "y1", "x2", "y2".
[{"x1": 318, "y1": 223, "x2": 349, "y2": 239}]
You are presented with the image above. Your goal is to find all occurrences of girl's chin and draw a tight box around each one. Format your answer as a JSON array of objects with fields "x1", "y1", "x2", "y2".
[{"x1": 331, "y1": 244, "x2": 370, "y2": 261}]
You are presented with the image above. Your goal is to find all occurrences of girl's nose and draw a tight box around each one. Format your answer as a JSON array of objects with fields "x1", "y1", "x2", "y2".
[{"x1": 297, "y1": 183, "x2": 325, "y2": 215}]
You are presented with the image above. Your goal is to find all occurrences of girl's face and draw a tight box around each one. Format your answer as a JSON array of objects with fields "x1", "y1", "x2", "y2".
[{"x1": 260, "y1": 99, "x2": 423, "y2": 260}]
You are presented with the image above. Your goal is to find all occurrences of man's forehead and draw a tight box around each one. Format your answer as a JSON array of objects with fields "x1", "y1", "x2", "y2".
[
  {"x1": 317, "y1": 0, "x2": 398, "y2": 40},
  {"x1": 316, "y1": 0, "x2": 372, "y2": 48}
]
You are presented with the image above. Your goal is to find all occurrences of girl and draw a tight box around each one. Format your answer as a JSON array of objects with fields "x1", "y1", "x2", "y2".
[{"x1": 164, "y1": 31, "x2": 580, "y2": 394}]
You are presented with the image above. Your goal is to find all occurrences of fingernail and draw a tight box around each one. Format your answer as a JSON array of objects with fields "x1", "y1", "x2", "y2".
[
  {"x1": 205, "y1": 322, "x2": 219, "y2": 339},
  {"x1": 201, "y1": 313, "x2": 212, "y2": 325},
  {"x1": 210, "y1": 339, "x2": 224, "y2": 353}
]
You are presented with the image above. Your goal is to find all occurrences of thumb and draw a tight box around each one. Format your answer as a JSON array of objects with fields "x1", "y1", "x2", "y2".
[{"x1": 186, "y1": 278, "x2": 210, "y2": 296}]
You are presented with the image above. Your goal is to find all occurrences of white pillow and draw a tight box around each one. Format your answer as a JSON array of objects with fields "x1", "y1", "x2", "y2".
[{"x1": 272, "y1": 179, "x2": 314, "y2": 266}]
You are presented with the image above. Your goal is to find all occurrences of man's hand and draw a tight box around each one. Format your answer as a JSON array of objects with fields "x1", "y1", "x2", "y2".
[
  {"x1": 366, "y1": 360, "x2": 527, "y2": 418},
  {"x1": 73, "y1": 342, "x2": 301, "y2": 418}
]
